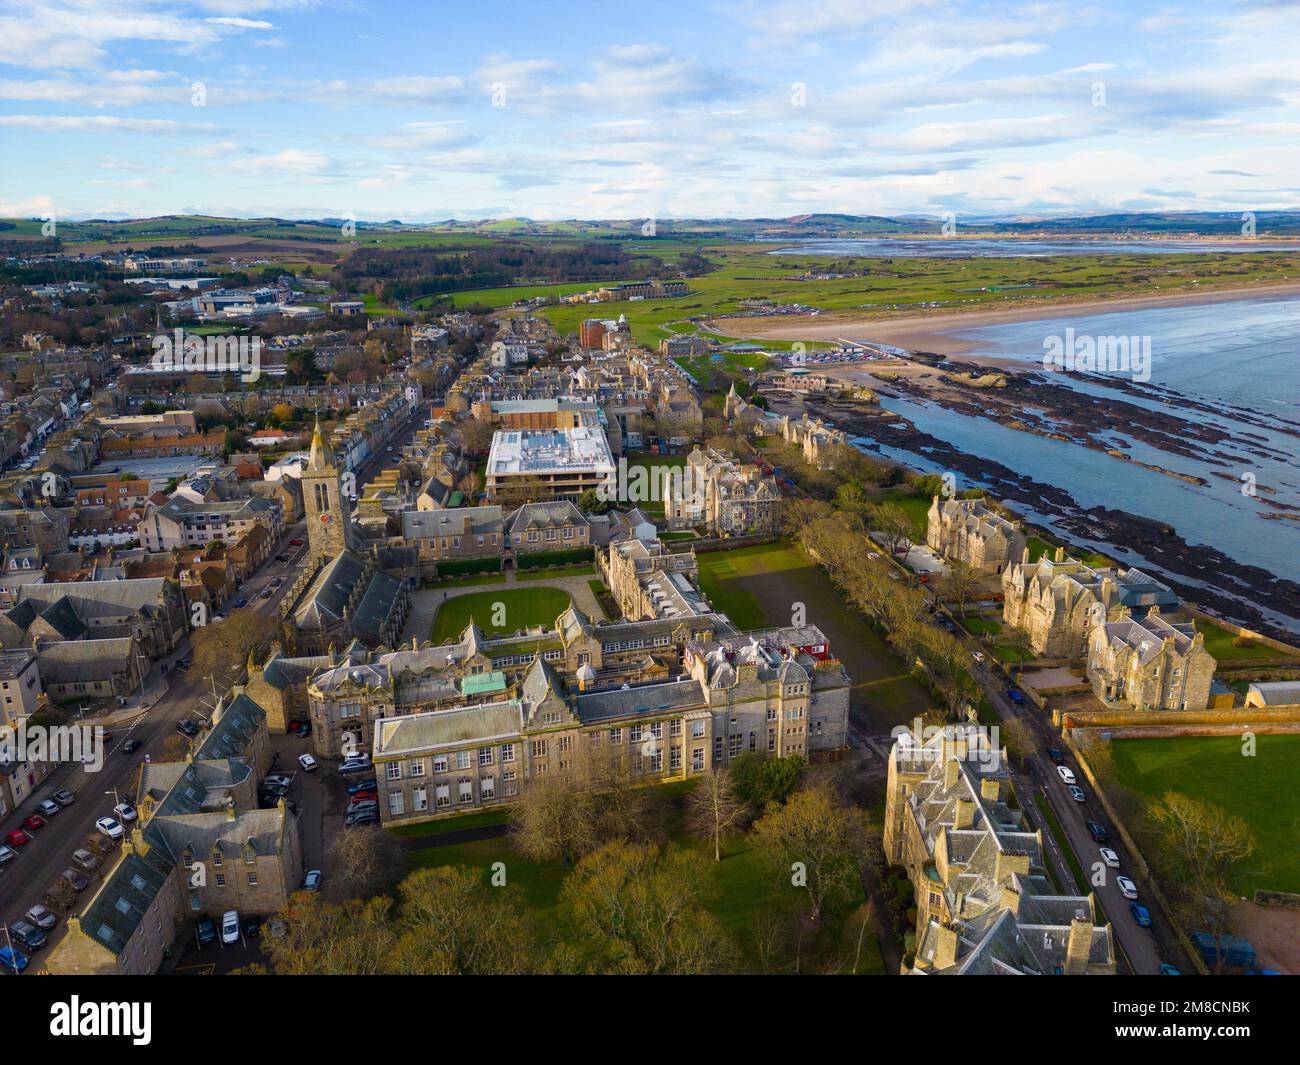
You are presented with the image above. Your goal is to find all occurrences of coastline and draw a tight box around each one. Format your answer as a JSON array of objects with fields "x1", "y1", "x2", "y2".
[{"x1": 714, "y1": 280, "x2": 1300, "y2": 355}]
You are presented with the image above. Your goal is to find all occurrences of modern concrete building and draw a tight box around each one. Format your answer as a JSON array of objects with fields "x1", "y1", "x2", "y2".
[{"x1": 485, "y1": 426, "x2": 615, "y2": 502}]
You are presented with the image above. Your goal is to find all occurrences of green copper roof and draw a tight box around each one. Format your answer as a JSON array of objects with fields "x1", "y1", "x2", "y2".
[{"x1": 461, "y1": 670, "x2": 507, "y2": 696}]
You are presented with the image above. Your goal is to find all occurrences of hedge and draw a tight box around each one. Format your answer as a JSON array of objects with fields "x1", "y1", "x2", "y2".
[
  {"x1": 435, "y1": 556, "x2": 503, "y2": 577},
  {"x1": 516, "y1": 547, "x2": 594, "y2": 570}
]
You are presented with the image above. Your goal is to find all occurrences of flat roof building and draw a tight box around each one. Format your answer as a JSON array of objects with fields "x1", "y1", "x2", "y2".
[{"x1": 485, "y1": 427, "x2": 615, "y2": 502}]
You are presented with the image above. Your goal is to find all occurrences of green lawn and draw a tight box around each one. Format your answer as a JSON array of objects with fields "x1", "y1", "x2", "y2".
[
  {"x1": 1110, "y1": 734, "x2": 1300, "y2": 895},
  {"x1": 878, "y1": 490, "x2": 931, "y2": 542},
  {"x1": 697, "y1": 541, "x2": 937, "y2": 731},
  {"x1": 960, "y1": 617, "x2": 1002, "y2": 636},
  {"x1": 431, "y1": 587, "x2": 572, "y2": 642},
  {"x1": 1198, "y1": 620, "x2": 1297, "y2": 662},
  {"x1": 618, "y1": 453, "x2": 686, "y2": 519},
  {"x1": 1038, "y1": 799, "x2": 1083, "y2": 892}
]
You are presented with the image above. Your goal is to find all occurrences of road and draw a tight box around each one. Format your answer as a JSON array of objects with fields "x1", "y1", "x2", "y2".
[{"x1": 948, "y1": 615, "x2": 1193, "y2": 975}]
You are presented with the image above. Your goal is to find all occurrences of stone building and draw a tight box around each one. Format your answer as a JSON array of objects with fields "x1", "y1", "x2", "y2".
[
  {"x1": 373, "y1": 623, "x2": 850, "y2": 825},
  {"x1": 45, "y1": 691, "x2": 299, "y2": 975},
  {"x1": 601, "y1": 536, "x2": 708, "y2": 622},
  {"x1": 280, "y1": 551, "x2": 410, "y2": 656},
  {"x1": 1002, "y1": 550, "x2": 1179, "y2": 658},
  {"x1": 926, "y1": 497, "x2": 1026, "y2": 575},
  {"x1": 301, "y1": 415, "x2": 352, "y2": 561},
  {"x1": 1087, "y1": 609, "x2": 1216, "y2": 710},
  {"x1": 666, "y1": 446, "x2": 779, "y2": 536},
  {"x1": 884, "y1": 730, "x2": 1116, "y2": 975},
  {"x1": 9, "y1": 577, "x2": 189, "y2": 659}
]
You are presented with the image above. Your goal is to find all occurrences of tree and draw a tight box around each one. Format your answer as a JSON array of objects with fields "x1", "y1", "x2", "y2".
[
  {"x1": 779, "y1": 496, "x2": 833, "y2": 540},
  {"x1": 388, "y1": 866, "x2": 540, "y2": 975},
  {"x1": 262, "y1": 892, "x2": 395, "y2": 975},
  {"x1": 1002, "y1": 625, "x2": 1036, "y2": 677},
  {"x1": 560, "y1": 841, "x2": 739, "y2": 974},
  {"x1": 869, "y1": 501, "x2": 916, "y2": 557},
  {"x1": 751, "y1": 787, "x2": 863, "y2": 922},
  {"x1": 1148, "y1": 792, "x2": 1256, "y2": 966},
  {"x1": 458, "y1": 417, "x2": 494, "y2": 456},
  {"x1": 576, "y1": 487, "x2": 609, "y2": 516},
  {"x1": 510, "y1": 774, "x2": 601, "y2": 864},
  {"x1": 687, "y1": 768, "x2": 748, "y2": 861},
  {"x1": 328, "y1": 826, "x2": 406, "y2": 900},
  {"x1": 940, "y1": 560, "x2": 980, "y2": 618},
  {"x1": 188, "y1": 607, "x2": 279, "y2": 689},
  {"x1": 730, "y1": 753, "x2": 803, "y2": 814}
]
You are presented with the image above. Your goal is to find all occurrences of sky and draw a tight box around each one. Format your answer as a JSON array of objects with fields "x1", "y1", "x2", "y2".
[{"x1": 1, "y1": 0, "x2": 1299, "y2": 222}]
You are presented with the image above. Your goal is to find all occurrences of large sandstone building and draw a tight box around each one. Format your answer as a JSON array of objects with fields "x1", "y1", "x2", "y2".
[
  {"x1": 1087, "y1": 609, "x2": 1216, "y2": 710},
  {"x1": 927, "y1": 496, "x2": 1026, "y2": 575},
  {"x1": 1002, "y1": 550, "x2": 1179, "y2": 658},
  {"x1": 885, "y1": 730, "x2": 1116, "y2": 976}
]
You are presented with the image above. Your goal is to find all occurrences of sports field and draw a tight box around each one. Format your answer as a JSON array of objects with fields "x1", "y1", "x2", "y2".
[{"x1": 1110, "y1": 734, "x2": 1300, "y2": 896}]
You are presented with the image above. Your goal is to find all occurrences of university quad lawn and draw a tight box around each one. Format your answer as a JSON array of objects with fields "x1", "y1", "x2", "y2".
[
  {"x1": 696, "y1": 542, "x2": 937, "y2": 732},
  {"x1": 402, "y1": 783, "x2": 886, "y2": 974},
  {"x1": 1109, "y1": 734, "x2": 1300, "y2": 896},
  {"x1": 431, "y1": 587, "x2": 571, "y2": 643}
]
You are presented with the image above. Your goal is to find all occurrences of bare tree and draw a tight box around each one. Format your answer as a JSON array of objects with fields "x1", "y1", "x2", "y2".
[
  {"x1": 510, "y1": 773, "x2": 600, "y2": 864},
  {"x1": 328, "y1": 826, "x2": 405, "y2": 900},
  {"x1": 941, "y1": 560, "x2": 980, "y2": 618},
  {"x1": 687, "y1": 768, "x2": 749, "y2": 861}
]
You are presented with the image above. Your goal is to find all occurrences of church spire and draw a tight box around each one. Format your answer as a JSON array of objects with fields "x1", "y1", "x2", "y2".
[{"x1": 308, "y1": 413, "x2": 330, "y2": 471}]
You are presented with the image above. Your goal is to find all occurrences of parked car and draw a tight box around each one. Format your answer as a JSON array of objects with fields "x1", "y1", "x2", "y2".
[
  {"x1": 971, "y1": 650, "x2": 986, "y2": 663},
  {"x1": 1045, "y1": 747, "x2": 1065, "y2": 765},
  {"x1": 301, "y1": 869, "x2": 322, "y2": 891},
  {"x1": 72, "y1": 848, "x2": 101, "y2": 873},
  {"x1": 114, "y1": 802, "x2": 138, "y2": 823},
  {"x1": 23, "y1": 815, "x2": 46, "y2": 831},
  {"x1": 53, "y1": 789, "x2": 75, "y2": 806},
  {"x1": 0, "y1": 845, "x2": 16, "y2": 863},
  {"x1": 61, "y1": 868, "x2": 90, "y2": 892},
  {"x1": 345, "y1": 809, "x2": 380, "y2": 827},
  {"x1": 122, "y1": 739, "x2": 143, "y2": 754},
  {"x1": 348, "y1": 778, "x2": 378, "y2": 795},
  {"x1": 1067, "y1": 784, "x2": 1086, "y2": 803},
  {"x1": 1086, "y1": 820, "x2": 1109, "y2": 843},
  {"x1": 1130, "y1": 903, "x2": 1153, "y2": 928},
  {"x1": 264, "y1": 774, "x2": 292, "y2": 790},
  {"x1": 5, "y1": 830, "x2": 29, "y2": 847},
  {"x1": 289, "y1": 538, "x2": 304, "y2": 547},
  {"x1": 347, "y1": 799, "x2": 379, "y2": 814},
  {"x1": 95, "y1": 816, "x2": 124, "y2": 840},
  {"x1": 348, "y1": 790, "x2": 377, "y2": 803},
  {"x1": 9, "y1": 920, "x2": 45, "y2": 952},
  {"x1": 1116, "y1": 876, "x2": 1139, "y2": 900},
  {"x1": 1005, "y1": 688, "x2": 1025, "y2": 704},
  {"x1": 234, "y1": 596, "x2": 248, "y2": 609},
  {"x1": 1159, "y1": 963, "x2": 1182, "y2": 975},
  {"x1": 176, "y1": 719, "x2": 201, "y2": 737},
  {"x1": 0, "y1": 946, "x2": 29, "y2": 973},
  {"x1": 1056, "y1": 765, "x2": 1076, "y2": 785},
  {"x1": 24, "y1": 905, "x2": 55, "y2": 930},
  {"x1": 37, "y1": 800, "x2": 60, "y2": 817},
  {"x1": 270, "y1": 577, "x2": 284, "y2": 588},
  {"x1": 298, "y1": 753, "x2": 318, "y2": 771},
  {"x1": 339, "y1": 759, "x2": 371, "y2": 775},
  {"x1": 195, "y1": 914, "x2": 217, "y2": 945},
  {"x1": 276, "y1": 553, "x2": 290, "y2": 563},
  {"x1": 241, "y1": 914, "x2": 264, "y2": 939},
  {"x1": 221, "y1": 910, "x2": 241, "y2": 945},
  {"x1": 259, "y1": 588, "x2": 274, "y2": 600}
]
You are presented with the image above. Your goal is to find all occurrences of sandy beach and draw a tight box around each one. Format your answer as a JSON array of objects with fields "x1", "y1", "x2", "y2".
[{"x1": 712, "y1": 280, "x2": 1300, "y2": 356}]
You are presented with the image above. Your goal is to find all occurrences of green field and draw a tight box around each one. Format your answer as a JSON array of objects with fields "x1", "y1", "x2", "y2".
[
  {"x1": 697, "y1": 542, "x2": 937, "y2": 730},
  {"x1": 431, "y1": 587, "x2": 572, "y2": 642},
  {"x1": 1110, "y1": 734, "x2": 1300, "y2": 895},
  {"x1": 1198, "y1": 620, "x2": 1298, "y2": 662}
]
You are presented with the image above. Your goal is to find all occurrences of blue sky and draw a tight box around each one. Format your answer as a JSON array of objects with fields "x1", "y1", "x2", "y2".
[{"x1": 1, "y1": 0, "x2": 1299, "y2": 221}]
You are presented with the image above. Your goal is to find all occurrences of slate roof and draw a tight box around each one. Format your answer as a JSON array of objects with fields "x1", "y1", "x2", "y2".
[
  {"x1": 575, "y1": 678, "x2": 705, "y2": 724},
  {"x1": 374, "y1": 699, "x2": 524, "y2": 756}
]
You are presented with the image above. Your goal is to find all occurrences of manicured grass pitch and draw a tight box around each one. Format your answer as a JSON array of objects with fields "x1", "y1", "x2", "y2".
[
  {"x1": 431, "y1": 587, "x2": 572, "y2": 643},
  {"x1": 1109, "y1": 734, "x2": 1300, "y2": 896}
]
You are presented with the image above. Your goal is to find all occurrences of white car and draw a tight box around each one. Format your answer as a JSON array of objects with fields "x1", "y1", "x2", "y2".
[
  {"x1": 221, "y1": 910, "x2": 240, "y2": 945},
  {"x1": 1056, "y1": 765, "x2": 1076, "y2": 785},
  {"x1": 1116, "y1": 876, "x2": 1139, "y2": 900},
  {"x1": 298, "y1": 753, "x2": 318, "y2": 771},
  {"x1": 96, "y1": 816, "x2": 124, "y2": 840},
  {"x1": 1099, "y1": 847, "x2": 1120, "y2": 868},
  {"x1": 971, "y1": 651, "x2": 986, "y2": 664},
  {"x1": 114, "y1": 802, "x2": 138, "y2": 823}
]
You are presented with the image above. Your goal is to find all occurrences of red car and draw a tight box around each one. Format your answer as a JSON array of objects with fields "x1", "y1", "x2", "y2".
[
  {"x1": 348, "y1": 791, "x2": 378, "y2": 804},
  {"x1": 22, "y1": 815, "x2": 46, "y2": 831},
  {"x1": 289, "y1": 538, "x2": 304, "y2": 546},
  {"x1": 6, "y1": 829, "x2": 30, "y2": 846}
]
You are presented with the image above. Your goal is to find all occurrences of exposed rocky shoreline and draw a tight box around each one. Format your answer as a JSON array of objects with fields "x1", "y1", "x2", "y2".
[{"x1": 804, "y1": 391, "x2": 1300, "y2": 643}]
